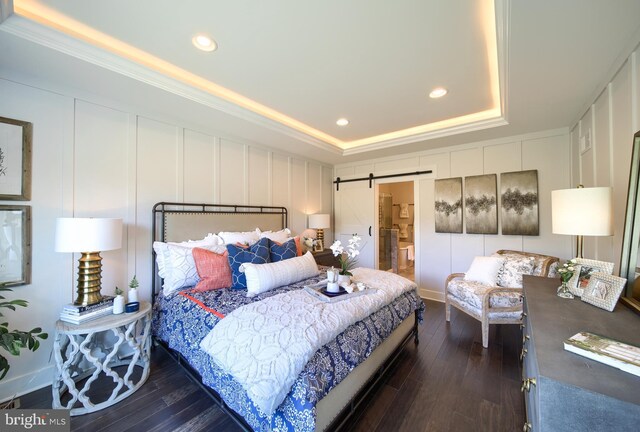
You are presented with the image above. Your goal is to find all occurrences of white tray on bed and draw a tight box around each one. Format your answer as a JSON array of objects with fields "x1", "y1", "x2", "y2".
[{"x1": 303, "y1": 280, "x2": 377, "y2": 303}]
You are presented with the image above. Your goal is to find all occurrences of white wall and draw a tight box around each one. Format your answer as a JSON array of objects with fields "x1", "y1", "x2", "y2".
[
  {"x1": 0, "y1": 77, "x2": 333, "y2": 401},
  {"x1": 571, "y1": 46, "x2": 640, "y2": 271},
  {"x1": 335, "y1": 129, "x2": 573, "y2": 301}
]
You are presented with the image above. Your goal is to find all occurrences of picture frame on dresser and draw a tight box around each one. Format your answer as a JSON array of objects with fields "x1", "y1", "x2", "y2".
[
  {"x1": 313, "y1": 240, "x2": 324, "y2": 253},
  {"x1": 581, "y1": 273, "x2": 627, "y2": 312},
  {"x1": 567, "y1": 258, "x2": 614, "y2": 297}
]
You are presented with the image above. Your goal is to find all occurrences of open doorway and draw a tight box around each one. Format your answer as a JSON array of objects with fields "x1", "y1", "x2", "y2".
[{"x1": 377, "y1": 181, "x2": 415, "y2": 281}]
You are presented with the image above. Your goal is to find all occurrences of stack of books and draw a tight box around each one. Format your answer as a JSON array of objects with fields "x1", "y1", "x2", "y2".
[{"x1": 59, "y1": 296, "x2": 115, "y2": 324}]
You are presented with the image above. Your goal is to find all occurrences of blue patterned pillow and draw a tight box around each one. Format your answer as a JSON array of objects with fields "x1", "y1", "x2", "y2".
[
  {"x1": 226, "y1": 237, "x2": 270, "y2": 289},
  {"x1": 269, "y1": 238, "x2": 297, "y2": 262}
]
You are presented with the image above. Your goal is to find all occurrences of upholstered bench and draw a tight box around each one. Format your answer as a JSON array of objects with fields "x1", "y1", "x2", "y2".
[{"x1": 445, "y1": 250, "x2": 559, "y2": 348}]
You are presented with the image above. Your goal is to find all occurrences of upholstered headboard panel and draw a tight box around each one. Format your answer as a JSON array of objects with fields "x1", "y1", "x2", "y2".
[{"x1": 163, "y1": 212, "x2": 284, "y2": 242}]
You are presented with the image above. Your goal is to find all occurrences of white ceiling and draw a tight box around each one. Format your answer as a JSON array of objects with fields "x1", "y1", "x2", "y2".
[{"x1": 1, "y1": 0, "x2": 640, "y2": 164}]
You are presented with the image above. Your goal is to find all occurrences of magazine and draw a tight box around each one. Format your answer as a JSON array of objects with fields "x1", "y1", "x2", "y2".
[{"x1": 564, "y1": 332, "x2": 640, "y2": 377}]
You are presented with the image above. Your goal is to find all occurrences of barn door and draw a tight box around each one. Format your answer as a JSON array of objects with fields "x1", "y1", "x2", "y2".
[{"x1": 334, "y1": 180, "x2": 375, "y2": 269}]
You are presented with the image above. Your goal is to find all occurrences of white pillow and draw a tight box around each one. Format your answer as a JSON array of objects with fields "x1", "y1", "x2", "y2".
[
  {"x1": 154, "y1": 242, "x2": 226, "y2": 294},
  {"x1": 153, "y1": 234, "x2": 223, "y2": 278},
  {"x1": 464, "y1": 256, "x2": 505, "y2": 286},
  {"x1": 218, "y1": 228, "x2": 261, "y2": 245},
  {"x1": 243, "y1": 251, "x2": 319, "y2": 297},
  {"x1": 259, "y1": 228, "x2": 292, "y2": 244}
]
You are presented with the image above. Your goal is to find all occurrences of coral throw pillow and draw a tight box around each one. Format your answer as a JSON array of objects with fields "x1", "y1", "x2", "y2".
[{"x1": 192, "y1": 247, "x2": 232, "y2": 291}]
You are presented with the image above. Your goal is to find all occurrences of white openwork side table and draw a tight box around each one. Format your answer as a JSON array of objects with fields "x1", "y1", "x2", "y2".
[{"x1": 52, "y1": 302, "x2": 152, "y2": 416}]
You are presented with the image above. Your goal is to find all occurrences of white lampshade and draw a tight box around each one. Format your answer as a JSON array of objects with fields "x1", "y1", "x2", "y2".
[
  {"x1": 308, "y1": 214, "x2": 331, "y2": 229},
  {"x1": 55, "y1": 218, "x2": 123, "y2": 252},
  {"x1": 551, "y1": 187, "x2": 613, "y2": 236}
]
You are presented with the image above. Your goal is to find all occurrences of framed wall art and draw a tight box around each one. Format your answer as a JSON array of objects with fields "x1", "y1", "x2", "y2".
[
  {"x1": 0, "y1": 205, "x2": 31, "y2": 287},
  {"x1": 434, "y1": 177, "x2": 463, "y2": 233},
  {"x1": 0, "y1": 116, "x2": 32, "y2": 201},
  {"x1": 568, "y1": 258, "x2": 615, "y2": 297},
  {"x1": 501, "y1": 170, "x2": 539, "y2": 236},
  {"x1": 464, "y1": 174, "x2": 497, "y2": 234},
  {"x1": 581, "y1": 272, "x2": 626, "y2": 312}
]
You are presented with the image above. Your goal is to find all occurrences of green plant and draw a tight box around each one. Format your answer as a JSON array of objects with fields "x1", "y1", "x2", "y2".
[
  {"x1": 128, "y1": 275, "x2": 139, "y2": 290},
  {"x1": 0, "y1": 287, "x2": 48, "y2": 380},
  {"x1": 558, "y1": 259, "x2": 578, "y2": 284},
  {"x1": 115, "y1": 286, "x2": 124, "y2": 296}
]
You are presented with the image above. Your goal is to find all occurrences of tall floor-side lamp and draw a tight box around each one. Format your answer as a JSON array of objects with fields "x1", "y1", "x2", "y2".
[
  {"x1": 55, "y1": 218, "x2": 123, "y2": 306},
  {"x1": 308, "y1": 214, "x2": 331, "y2": 247},
  {"x1": 551, "y1": 186, "x2": 613, "y2": 258}
]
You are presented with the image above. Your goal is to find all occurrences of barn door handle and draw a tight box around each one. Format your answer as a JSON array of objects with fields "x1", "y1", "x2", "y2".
[{"x1": 369, "y1": 226, "x2": 372, "y2": 236}]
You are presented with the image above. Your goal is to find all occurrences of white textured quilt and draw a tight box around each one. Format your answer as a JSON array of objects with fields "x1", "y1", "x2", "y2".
[{"x1": 199, "y1": 267, "x2": 417, "y2": 416}]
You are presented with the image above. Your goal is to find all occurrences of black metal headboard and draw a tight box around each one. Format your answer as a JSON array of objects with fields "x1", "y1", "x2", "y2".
[{"x1": 151, "y1": 202, "x2": 288, "y2": 303}]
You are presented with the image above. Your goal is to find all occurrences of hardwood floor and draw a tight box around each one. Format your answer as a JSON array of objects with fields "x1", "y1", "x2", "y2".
[{"x1": 20, "y1": 300, "x2": 524, "y2": 431}]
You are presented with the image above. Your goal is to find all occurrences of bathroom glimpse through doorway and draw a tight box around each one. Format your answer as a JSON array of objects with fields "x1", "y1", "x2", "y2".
[{"x1": 377, "y1": 181, "x2": 415, "y2": 282}]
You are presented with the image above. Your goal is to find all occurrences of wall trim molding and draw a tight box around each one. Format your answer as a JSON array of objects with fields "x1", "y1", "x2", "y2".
[{"x1": 420, "y1": 289, "x2": 445, "y2": 303}]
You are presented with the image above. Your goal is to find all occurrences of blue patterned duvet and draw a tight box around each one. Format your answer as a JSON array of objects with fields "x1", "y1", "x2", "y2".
[{"x1": 152, "y1": 269, "x2": 425, "y2": 431}]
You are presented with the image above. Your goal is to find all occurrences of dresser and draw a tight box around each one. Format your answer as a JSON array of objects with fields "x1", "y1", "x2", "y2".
[{"x1": 521, "y1": 276, "x2": 640, "y2": 431}]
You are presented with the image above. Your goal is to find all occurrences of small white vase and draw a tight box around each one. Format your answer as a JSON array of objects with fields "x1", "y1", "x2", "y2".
[
  {"x1": 113, "y1": 295, "x2": 125, "y2": 314},
  {"x1": 338, "y1": 274, "x2": 351, "y2": 287},
  {"x1": 128, "y1": 288, "x2": 138, "y2": 303}
]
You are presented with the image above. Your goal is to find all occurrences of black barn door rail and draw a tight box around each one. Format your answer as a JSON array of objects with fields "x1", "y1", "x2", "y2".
[{"x1": 333, "y1": 170, "x2": 433, "y2": 191}]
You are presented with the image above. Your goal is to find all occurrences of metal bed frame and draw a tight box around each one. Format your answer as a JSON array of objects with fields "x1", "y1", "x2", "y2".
[{"x1": 150, "y1": 202, "x2": 419, "y2": 431}]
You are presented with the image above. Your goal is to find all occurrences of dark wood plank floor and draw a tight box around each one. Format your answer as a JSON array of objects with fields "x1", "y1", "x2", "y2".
[{"x1": 20, "y1": 300, "x2": 524, "y2": 431}]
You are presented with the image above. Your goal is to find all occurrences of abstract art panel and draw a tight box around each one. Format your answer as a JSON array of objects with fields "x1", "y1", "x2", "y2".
[
  {"x1": 501, "y1": 170, "x2": 539, "y2": 236},
  {"x1": 434, "y1": 177, "x2": 462, "y2": 233},
  {"x1": 464, "y1": 174, "x2": 497, "y2": 234}
]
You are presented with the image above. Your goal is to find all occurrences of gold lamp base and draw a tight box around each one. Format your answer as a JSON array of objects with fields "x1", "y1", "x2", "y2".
[
  {"x1": 316, "y1": 228, "x2": 325, "y2": 247},
  {"x1": 74, "y1": 251, "x2": 104, "y2": 306}
]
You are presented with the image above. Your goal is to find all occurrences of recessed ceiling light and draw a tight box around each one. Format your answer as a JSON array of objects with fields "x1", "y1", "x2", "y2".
[
  {"x1": 336, "y1": 118, "x2": 349, "y2": 126},
  {"x1": 192, "y1": 33, "x2": 217, "y2": 52},
  {"x1": 429, "y1": 87, "x2": 448, "y2": 98}
]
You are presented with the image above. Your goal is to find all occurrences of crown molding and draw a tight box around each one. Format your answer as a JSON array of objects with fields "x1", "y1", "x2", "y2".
[
  {"x1": 0, "y1": 13, "x2": 344, "y2": 155},
  {"x1": 342, "y1": 116, "x2": 508, "y2": 156}
]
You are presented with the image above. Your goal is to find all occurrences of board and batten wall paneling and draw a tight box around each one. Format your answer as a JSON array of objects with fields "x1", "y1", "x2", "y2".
[
  {"x1": 322, "y1": 166, "x2": 334, "y2": 242},
  {"x1": 483, "y1": 141, "x2": 523, "y2": 254},
  {"x1": 135, "y1": 116, "x2": 181, "y2": 299},
  {"x1": 450, "y1": 147, "x2": 484, "y2": 273},
  {"x1": 571, "y1": 49, "x2": 639, "y2": 272},
  {"x1": 306, "y1": 162, "x2": 322, "y2": 215},
  {"x1": 522, "y1": 134, "x2": 572, "y2": 259},
  {"x1": 593, "y1": 86, "x2": 614, "y2": 263},
  {"x1": 74, "y1": 100, "x2": 130, "y2": 294},
  {"x1": 183, "y1": 129, "x2": 216, "y2": 203},
  {"x1": 418, "y1": 152, "x2": 451, "y2": 301},
  {"x1": 219, "y1": 139, "x2": 246, "y2": 205},
  {"x1": 272, "y1": 153, "x2": 289, "y2": 209},
  {"x1": 0, "y1": 78, "x2": 74, "y2": 400},
  {"x1": 290, "y1": 158, "x2": 307, "y2": 234},
  {"x1": 248, "y1": 146, "x2": 270, "y2": 206}
]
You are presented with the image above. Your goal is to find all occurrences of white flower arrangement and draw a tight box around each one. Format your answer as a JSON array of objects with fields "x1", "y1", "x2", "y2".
[
  {"x1": 557, "y1": 258, "x2": 578, "y2": 284},
  {"x1": 329, "y1": 235, "x2": 361, "y2": 276}
]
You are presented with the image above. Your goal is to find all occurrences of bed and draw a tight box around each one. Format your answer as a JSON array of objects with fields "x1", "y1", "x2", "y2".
[{"x1": 150, "y1": 202, "x2": 425, "y2": 431}]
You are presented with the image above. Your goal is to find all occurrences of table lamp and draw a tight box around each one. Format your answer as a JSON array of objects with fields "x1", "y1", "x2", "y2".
[
  {"x1": 308, "y1": 214, "x2": 330, "y2": 247},
  {"x1": 55, "y1": 217, "x2": 123, "y2": 306},
  {"x1": 551, "y1": 186, "x2": 613, "y2": 258}
]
